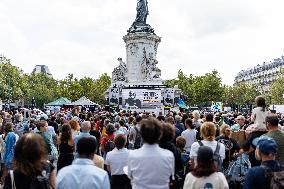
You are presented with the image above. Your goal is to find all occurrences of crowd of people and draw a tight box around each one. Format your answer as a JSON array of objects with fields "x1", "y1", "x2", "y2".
[{"x1": 0, "y1": 95, "x2": 283, "y2": 189}]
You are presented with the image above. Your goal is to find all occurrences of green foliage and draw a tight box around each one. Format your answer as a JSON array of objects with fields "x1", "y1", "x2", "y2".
[{"x1": 269, "y1": 77, "x2": 284, "y2": 104}]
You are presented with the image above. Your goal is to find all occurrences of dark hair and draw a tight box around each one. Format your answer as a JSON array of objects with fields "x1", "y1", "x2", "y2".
[
  {"x1": 135, "y1": 115, "x2": 142, "y2": 123},
  {"x1": 128, "y1": 116, "x2": 134, "y2": 125},
  {"x1": 192, "y1": 146, "x2": 216, "y2": 178},
  {"x1": 119, "y1": 120, "x2": 125, "y2": 126},
  {"x1": 240, "y1": 141, "x2": 250, "y2": 152},
  {"x1": 255, "y1": 96, "x2": 266, "y2": 111},
  {"x1": 4, "y1": 122, "x2": 13, "y2": 133},
  {"x1": 160, "y1": 123, "x2": 175, "y2": 143},
  {"x1": 36, "y1": 120, "x2": 47, "y2": 131},
  {"x1": 205, "y1": 114, "x2": 214, "y2": 122},
  {"x1": 176, "y1": 136, "x2": 186, "y2": 150},
  {"x1": 77, "y1": 137, "x2": 97, "y2": 156},
  {"x1": 13, "y1": 133, "x2": 47, "y2": 179},
  {"x1": 114, "y1": 134, "x2": 126, "y2": 150},
  {"x1": 50, "y1": 116, "x2": 56, "y2": 122},
  {"x1": 60, "y1": 124, "x2": 72, "y2": 143},
  {"x1": 185, "y1": 118, "x2": 194, "y2": 129},
  {"x1": 266, "y1": 114, "x2": 279, "y2": 127},
  {"x1": 106, "y1": 123, "x2": 115, "y2": 135},
  {"x1": 165, "y1": 116, "x2": 175, "y2": 125},
  {"x1": 140, "y1": 118, "x2": 162, "y2": 144}
]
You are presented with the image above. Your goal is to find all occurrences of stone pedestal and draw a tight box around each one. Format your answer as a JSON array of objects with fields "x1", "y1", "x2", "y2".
[{"x1": 123, "y1": 32, "x2": 162, "y2": 85}]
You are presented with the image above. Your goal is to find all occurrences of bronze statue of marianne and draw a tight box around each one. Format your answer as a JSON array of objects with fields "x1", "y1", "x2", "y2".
[{"x1": 135, "y1": 0, "x2": 149, "y2": 24}]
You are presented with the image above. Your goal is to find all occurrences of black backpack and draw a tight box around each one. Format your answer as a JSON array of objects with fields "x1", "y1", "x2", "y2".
[
  {"x1": 262, "y1": 164, "x2": 284, "y2": 189},
  {"x1": 198, "y1": 141, "x2": 223, "y2": 171},
  {"x1": 134, "y1": 126, "x2": 142, "y2": 149},
  {"x1": 104, "y1": 137, "x2": 115, "y2": 153}
]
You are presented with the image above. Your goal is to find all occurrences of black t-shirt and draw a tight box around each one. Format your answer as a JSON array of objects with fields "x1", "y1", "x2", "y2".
[
  {"x1": 90, "y1": 130, "x2": 101, "y2": 143},
  {"x1": 4, "y1": 162, "x2": 55, "y2": 189}
]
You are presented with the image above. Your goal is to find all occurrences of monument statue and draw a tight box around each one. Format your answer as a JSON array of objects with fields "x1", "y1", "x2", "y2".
[
  {"x1": 135, "y1": 0, "x2": 149, "y2": 24},
  {"x1": 112, "y1": 58, "x2": 128, "y2": 82},
  {"x1": 128, "y1": 0, "x2": 154, "y2": 34}
]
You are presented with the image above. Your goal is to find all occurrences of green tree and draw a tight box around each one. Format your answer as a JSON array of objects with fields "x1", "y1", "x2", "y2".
[
  {"x1": 0, "y1": 61, "x2": 28, "y2": 102},
  {"x1": 58, "y1": 74, "x2": 83, "y2": 101},
  {"x1": 93, "y1": 73, "x2": 111, "y2": 104},
  {"x1": 269, "y1": 77, "x2": 284, "y2": 104},
  {"x1": 25, "y1": 73, "x2": 59, "y2": 107}
]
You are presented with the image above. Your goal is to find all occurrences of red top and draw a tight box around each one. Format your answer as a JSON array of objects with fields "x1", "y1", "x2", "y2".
[{"x1": 100, "y1": 133, "x2": 115, "y2": 146}]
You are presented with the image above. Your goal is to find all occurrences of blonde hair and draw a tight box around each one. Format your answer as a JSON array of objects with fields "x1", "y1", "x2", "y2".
[
  {"x1": 220, "y1": 124, "x2": 231, "y2": 137},
  {"x1": 192, "y1": 111, "x2": 200, "y2": 121},
  {"x1": 200, "y1": 122, "x2": 216, "y2": 141}
]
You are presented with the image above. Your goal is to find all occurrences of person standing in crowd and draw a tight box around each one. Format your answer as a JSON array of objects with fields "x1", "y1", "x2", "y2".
[
  {"x1": 231, "y1": 115, "x2": 247, "y2": 131},
  {"x1": 36, "y1": 120, "x2": 58, "y2": 162},
  {"x1": 118, "y1": 120, "x2": 129, "y2": 137},
  {"x1": 183, "y1": 146, "x2": 229, "y2": 189},
  {"x1": 57, "y1": 124, "x2": 74, "y2": 172},
  {"x1": 56, "y1": 137, "x2": 110, "y2": 189},
  {"x1": 181, "y1": 118, "x2": 197, "y2": 154},
  {"x1": 264, "y1": 114, "x2": 284, "y2": 164},
  {"x1": 100, "y1": 123, "x2": 116, "y2": 158},
  {"x1": 166, "y1": 116, "x2": 181, "y2": 139},
  {"x1": 105, "y1": 134, "x2": 131, "y2": 189},
  {"x1": 190, "y1": 122, "x2": 225, "y2": 170},
  {"x1": 3, "y1": 123, "x2": 18, "y2": 172},
  {"x1": 3, "y1": 133, "x2": 56, "y2": 189},
  {"x1": 192, "y1": 111, "x2": 202, "y2": 140},
  {"x1": 128, "y1": 115, "x2": 143, "y2": 149},
  {"x1": 216, "y1": 124, "x2": 240, "y2": 169},
  {"x1": 243, "y1": 137, "x2": 283, "y2": 189},
  {"x1": 74, "y1": 121, "x2": 96, "y2": 151},
  {"x1": 159, "y1": 123, "x2": 183, "y2": 189},
  {"x1": 69, "y1": 119, "x2": 80, "y2": 139},
  {"x1": 49, "y1": 115, "x2": 59, "y2": 135},
  {"x1": 175, "y1": 115, "x2": 185, "y2": 133},
  {"x1": 128, "y1": 118, "x2": 175, "y2": 189}
]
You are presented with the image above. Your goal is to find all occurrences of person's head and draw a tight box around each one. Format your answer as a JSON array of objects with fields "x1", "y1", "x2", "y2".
[
  {"x1": 119, "y1": 120, "x2": 125, "y2": 127},
  {"x1": 69, "y1": 119, "x2": 80, "y2": 131},
  {"x1": 114, "y1": 134, "x2": 127, "y2": 150},
  {"x1": 13, "y1": 133, "x2": 47, "y2": 178},
  {"x1": 255, "y1": 96, "x2": 266, "y2": 110},
  {"x1": 106, "y1": 123, "x2": 115, "y2": 135},
  {"x1": 175, "y1": 115, "x2": 182, "y2": 123},
  {"x1": 60, "y1": 124, "x2": 72, "y2": 143},
  {"x1": 236, "y1": 115, "x2": 246, "y2": 127},
  {"x1": 185, "y1": 118, "x2": 194, "y2": 129},
  {"x1": 266, "y1": 114, "x2": 279, "y2": 130},
  {"x1": 128, "y1": 116, "x2": 134, "y2": 125},
  {"x1": 77, "y1": 137, "x2": 97, "y2": 159},
  {"x1": 220, "y1": 124, "x2": 232, "y2": 137},
  {"x1": 176, "y1": 136, "x2": 186, "y2": 150},
  {"x1": 205, "y1": 113, "x2": 214, "y2": 122},
  {"x1": 140, "y1": 118, "x2": 162, "y2": 145},
  {"x1": 192, "y1": 146, "x2": 216, "y2": 178},
  {"x1": 200, "y1": 122, "x2": 216, "y2": 141},
  {"x1": 36, "y1": 120, "x2": 48, "y2": 132},
  {"x1": 192, "y1": 110, "x2": 200, "y2": 121},
  {"x1": 160, "y1": 123, "x2": 175, "y2": 143},
  {"x1": 81, "y1": 121, "x2": 91, "y2": 133},
  {"x1": 14, "y1": 113, "x2": 23, "y2": 123},
  {"x1": 104, "y1": 119, "x2": 110, "y2": 126},
  {"x1": 4, "y1": 122, "x2": 13, "y2": 133},
  {"x1": 255, "y1": 137, "x2": 278, "y2": 161},
  {"x1": 135, "y1": 115, "x2": 142, "y2": 123},
  {"x1": 165, "y1": 116, "x2": 175, "y2": 125}
]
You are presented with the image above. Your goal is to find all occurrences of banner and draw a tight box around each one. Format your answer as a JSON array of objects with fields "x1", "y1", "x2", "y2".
[
  {"x1": 164, "y1": 88, "x2": 175, "y2": 106},
  {"x1": 109, "y1": 88, "x2": 119, "y2": 105},
  {"x1": 122, "y1": 89, "x2": 162, "y2": 109},
  {"x1": 211, "y1": 102, "x2": 223, "y2": 112}
]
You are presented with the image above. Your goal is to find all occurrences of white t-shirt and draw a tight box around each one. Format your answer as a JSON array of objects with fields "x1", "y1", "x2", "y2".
[
  {"x1": 183, "y1": 172, "x2": 229, "y2": 189},
  {"x1": 181, "y1": 129, "x2": 197, "y2": 153},
  {"x1": 190, "y1": 140, "x2": 226, "y2": 166},
  {"x1": 251, "y1": 107, "x2": 267, "y2": 130},
  {"x1": 105, "y1": 148, "x2": 129, "y2": 175}
]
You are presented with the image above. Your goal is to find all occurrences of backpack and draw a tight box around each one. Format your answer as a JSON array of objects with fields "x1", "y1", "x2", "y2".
[
  {"x1": 225, "y1": 153, "x2": 251, "y2": 189},
  {"x1": 104, "y1": 137, "x2": 115, "y2": 153},
  {"x1": 198, "y1": 141, "x2": 223, "y2": 171},
  {"x1": 262, "y1": 164, "x2": 284, "y2": 189},
  {"x1": 134, "y1": 126, "x2": 142, "y2": 149}
]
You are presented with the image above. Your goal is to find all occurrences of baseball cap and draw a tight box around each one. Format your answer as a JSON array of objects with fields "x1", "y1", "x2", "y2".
[{"x1": 253, "y1": 136, "x2": 278, "y2": 155}]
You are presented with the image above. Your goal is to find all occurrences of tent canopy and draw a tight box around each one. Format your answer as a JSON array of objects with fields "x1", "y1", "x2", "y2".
[
  {"x1": 45, "y1": 97, "x2": 71, "y2": 106},
  {"x1": 67, "y1": 96, "x2": 97, "y2": 106}
]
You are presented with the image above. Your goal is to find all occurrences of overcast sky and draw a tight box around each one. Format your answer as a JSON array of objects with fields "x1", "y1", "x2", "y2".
[{"x1": 1, "y1": 0, "x2": 284, "y2": 85}]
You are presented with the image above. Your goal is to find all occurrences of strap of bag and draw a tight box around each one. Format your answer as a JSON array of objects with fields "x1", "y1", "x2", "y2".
[
  {"x1": 198, "y1": 141, "x2": 203, "y2": 146},
  {"x1": 214, "y1": 142, "x2": 220, "y2": 155},
  {"x1": 10, "y1": 170, "x2": 16, "y2": 189}
]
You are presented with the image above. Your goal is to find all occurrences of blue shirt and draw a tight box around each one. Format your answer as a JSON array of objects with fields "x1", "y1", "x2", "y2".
[
  {"x1": 56, "y1": 158, "x2": 110, "y2": 189},
  {"x1": 243, "y1": 160, "x2": 282, "y2": 189}
]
